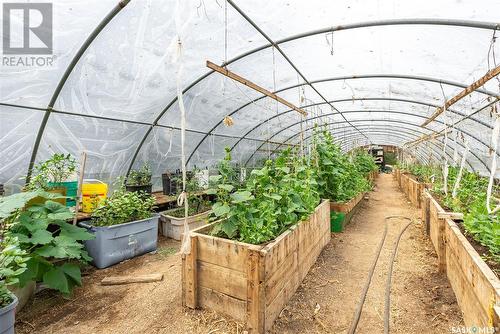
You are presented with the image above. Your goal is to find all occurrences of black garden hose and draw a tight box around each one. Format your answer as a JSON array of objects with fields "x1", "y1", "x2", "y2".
[
  {"x1": 347, "y1": 215, "x2": 412, "y2": 334},
  {"x1": 347, "y1": 222, "x2": 388, "y2": 334},
  {"x1": 384, "y1": 216, "x2": 412, "y2": 334}
]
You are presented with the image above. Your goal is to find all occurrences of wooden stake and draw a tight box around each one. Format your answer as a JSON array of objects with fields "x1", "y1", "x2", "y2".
[
  {"x1": 207, "y1": 60, "x2": 307, "y2": 116},
  {"x1": 73, "y1": 151, "x2": 87, "y2": 225},
  {"x1": 422, "y1": 65, "x2": 500, "y2": 127},
  {"x1": 101, "y1": 273, "x2": 164, "y2": 285}
]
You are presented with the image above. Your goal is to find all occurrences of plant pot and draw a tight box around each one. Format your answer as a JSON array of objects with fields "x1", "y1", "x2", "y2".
[
  {"x1": 8, "y1": 281, "x2": 35, "y2": 312},
  {"x1": 79, "y1": 215, "x2": 159, "y2": 269},
  {"x1": 0, "y1": 294, "x2": 18, "y2": 334},
  {"x1": 125, "y1": 184, "x2": 152, "y2": 194},
  {"x1": 160, "y1": 210, "x2": 210, "y2": 240},
  {"x1": 162, "y1": 173, "x2": 181, "y2": 195}
]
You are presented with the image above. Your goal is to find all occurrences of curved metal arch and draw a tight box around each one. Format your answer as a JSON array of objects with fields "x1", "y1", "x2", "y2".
[
  {"x1": 229, "y1": 95, "x2": 496, "y2": 154},
  {"x1": 127, "y1": 18, "x2": 500, "y2": 175},
  {"x1": 273, "y1": 119, "x2": 487, "y2": 172},
  {"x1": 245, "y1": 110, "x2": 494, "y2": 169},
  {"x1": 187, "y1": 76, "x2": 499, "y2": 166},
  {"x1": 25, "y1": 0, "x2": 131, "y2": 182},
  {"x1": 261, "y1": 126, "x2": 468, "y2": 170},
  {"x1": 291, "y1": 125, "x2": 473, "y2": 170},
  {"x1": 261, "y1": 131, "x2": 435, "y2": 170}
]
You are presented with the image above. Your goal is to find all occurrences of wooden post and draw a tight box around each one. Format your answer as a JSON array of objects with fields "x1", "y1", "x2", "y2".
[
  {"x1": 72, "y1": 151, "x2": 87, "y2": 225},
  {"x1": 183, "y1": 236, "x2": 198, "y2": 308},
  {"x1": 422, "y1": 194, "x2": 430, "y2": 236},
  {"x1": 246, "y1": 249, "x2": 264, "y2": 333},
  {"x1": 437, "y1": 217, "x2": 447, "y2": 273}
]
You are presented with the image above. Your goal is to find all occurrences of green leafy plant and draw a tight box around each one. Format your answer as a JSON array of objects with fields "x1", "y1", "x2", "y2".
[
  {"x1": 27, "y1": 153, "x2": 77, "y2": 191},
  {"x1": 127, "y1": 163, "x2": 152, "y2": 186},
  {"x1": 423, "y1": 165, "x2": 500, "y2": 264},
  {"x1": 352, "y1": 149, "x2": 378, "y2": 177},
  {"x1": 91, "y1": 188, "x2": 156, "y2": 227},
  {"x1": 0, "y1": 191, "x2": 93, "y2": 296},
  {"x1": 208, "y1": 148, "x2": 320, "y2": 244},
  {"x1": 0, "y1": 237, "x2": 29, "y2": 308},
  {"x1": 313, "y1": 130, "x2": 371, "y2": 202}
]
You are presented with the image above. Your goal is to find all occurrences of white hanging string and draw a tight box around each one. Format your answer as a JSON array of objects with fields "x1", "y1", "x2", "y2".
[
  {"x1": 440, "y1": 83, "x2": 450, "y2": 195},
  {"x1": 487, "y1": 108, "x2": 500, "y2": 214},
  {"x1": 174, "y1": 0, "x2": 190, "y2": 255},
  {"x1": 452, "y1": 138, "x2": 469, "y2": 198}
]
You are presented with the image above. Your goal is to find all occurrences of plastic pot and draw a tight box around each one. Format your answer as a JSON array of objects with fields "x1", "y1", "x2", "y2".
[
  {"x1": 0, "y1": 294, "x2": 18, "y2": 334},
  {"x1": 125, "y1": 184, "x2": 152, "y2": 194},
  {"x1": 8, "y1": 281, "x2": 35, "y2": 311},
  {"x1": 79, "y1": 215, "x2": 159, "y2": 269},
  {"x1": 160, "y1": 210, "x2": 210, "y2": 240}
]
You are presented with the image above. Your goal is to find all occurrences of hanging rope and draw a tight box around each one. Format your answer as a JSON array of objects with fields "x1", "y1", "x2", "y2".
[
  {"x1": 440, "y1": 83, "x2": 450, "y2": 195},
  {"x1": 452, "y1": 138, "x2": 469, "y2": 198},
  {"x1": 487, "y1": 106, "x2": 500, "y2": 214},
  {"x1": 174, "y1": 0, "x2": 190, "y2": 255}
]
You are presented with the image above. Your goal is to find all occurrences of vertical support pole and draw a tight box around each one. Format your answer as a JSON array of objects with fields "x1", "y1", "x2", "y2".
[
  {"x1": 422, "y1": 194, "x2": 431, "y2": 236},
  {"x1": 437, "y1": 217, "x2": 447, "y2": 273},
  {"x1": 183, "y1": 235, "x2": 198, "y2": 308},
  {"x1": 246, "y1": 249, "x2": 264, "y2": 333}
]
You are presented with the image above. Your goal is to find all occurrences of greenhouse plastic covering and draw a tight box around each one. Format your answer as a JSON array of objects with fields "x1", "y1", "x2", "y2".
[{"x1": 1, "y1": 0, "x2": 500, "y2": 193}]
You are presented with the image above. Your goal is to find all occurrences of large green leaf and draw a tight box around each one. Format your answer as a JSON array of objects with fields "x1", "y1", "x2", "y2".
[
  {"x1": 29, "y1": 229, "x2": 54, "y2": 245},
  {"x1": 212, "y1": 202, "x2": 230, "y2": 217},
  {"x1": 59, "y1": 223, "x2": 95, "y2": 241},
  {"x1": 43, "y1": 267, "x2": 70, "y2": 294},
  {"x1": 60, "y1": 263, "x2": 82, "y2": 286},
  {"x1": 230, "y1": 191, "x2": 254, "y2": 203}
]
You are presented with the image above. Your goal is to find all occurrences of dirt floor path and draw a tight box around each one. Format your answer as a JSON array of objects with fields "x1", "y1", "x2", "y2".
[
  {"x1": 272, "y1": 173, "x2": 463, "y2": 333},
  {"x1": 17, "y1": 173, "x2": 462, "y2": 334}
]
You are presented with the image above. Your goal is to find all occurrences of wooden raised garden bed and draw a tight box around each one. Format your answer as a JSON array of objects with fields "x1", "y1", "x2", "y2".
[
  {"x1": 182, "y1": 200, "x2": 330, "y2": 333},
  {"x1": 397, "y1": 172, "x2": 430, "y2": 209},
  {"x1": 421, "y1": 190, "x2": 500, "y2": 330},
  {"x1": 329, "y1": 191, "x2": 366, "y2": 232}
]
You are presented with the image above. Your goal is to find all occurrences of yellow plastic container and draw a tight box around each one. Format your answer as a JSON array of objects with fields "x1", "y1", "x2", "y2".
[{"x1": 82, "y1": 179, "x2": 108, "y2": 213}]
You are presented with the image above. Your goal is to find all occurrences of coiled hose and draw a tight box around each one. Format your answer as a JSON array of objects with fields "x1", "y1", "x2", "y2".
[{"x1": 347, "y1": 215, "x2": 412, "y2": 334}]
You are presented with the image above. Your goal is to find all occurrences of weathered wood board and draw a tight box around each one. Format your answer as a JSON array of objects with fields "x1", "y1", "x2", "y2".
[
  {"x1": 182, "y1": 200, "x2": 330, "y2": 333},
  {"x1": 418, "y1": 191, "x2": 500, "y2": 330}
]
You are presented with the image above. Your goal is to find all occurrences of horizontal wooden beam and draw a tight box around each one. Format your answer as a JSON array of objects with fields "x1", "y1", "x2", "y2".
[
  {"x1": 438, "y1": 212, "x2": 464, "y2": 220},
  {"x1": 422, "y1": 65, "x2": 500, "y2": 127},
  {"x1": 207, "y1": 60, "x2": 307, "y2": 116},
  {"x1": 101, "y1": 273, "x2": 164, "y2": 285}
]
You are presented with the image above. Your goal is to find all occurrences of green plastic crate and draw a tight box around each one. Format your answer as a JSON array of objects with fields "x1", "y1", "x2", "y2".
[
  {"x1": 330, "y1": 211, "x2": 345, "y2": 232},
  {"x1": 48, "y1": 181, "x2": 78, "y2": 207}
]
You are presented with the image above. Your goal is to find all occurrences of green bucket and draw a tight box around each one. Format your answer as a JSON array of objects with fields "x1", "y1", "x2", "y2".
[
  {"x1": 330, "y1": 211, "x2": 345, "y2": 232},
  {"x1": 48, "y1": 181, "x2": 78, "y2": 207}
]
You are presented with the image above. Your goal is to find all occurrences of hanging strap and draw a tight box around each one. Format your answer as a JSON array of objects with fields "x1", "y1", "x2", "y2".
[
  {"x1": 174, "y1": 0, "x2": 190, "y2": 255},
  {"x1": 487, "y1": 110, "x2": 500, "y2": 214},
  {"x1": 452, "y1": 138, "x2": 469, "y2": 198}
]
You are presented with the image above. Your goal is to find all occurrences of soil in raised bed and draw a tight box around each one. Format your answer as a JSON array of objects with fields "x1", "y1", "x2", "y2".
[
  {"x1": 455, "y1": 220, "x2": 500, "y2": 278},
  {"x1": 430, "y1": 192, "x2": 499, "y2": 278}
]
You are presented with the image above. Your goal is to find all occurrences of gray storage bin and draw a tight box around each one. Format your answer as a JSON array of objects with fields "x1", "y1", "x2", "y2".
[
  {"x1": 79, "y1": 215, "x2": 159, "y2": 269},
  {"x1": 0, "y1": 294, "x2": 17, "y2": 334}
]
